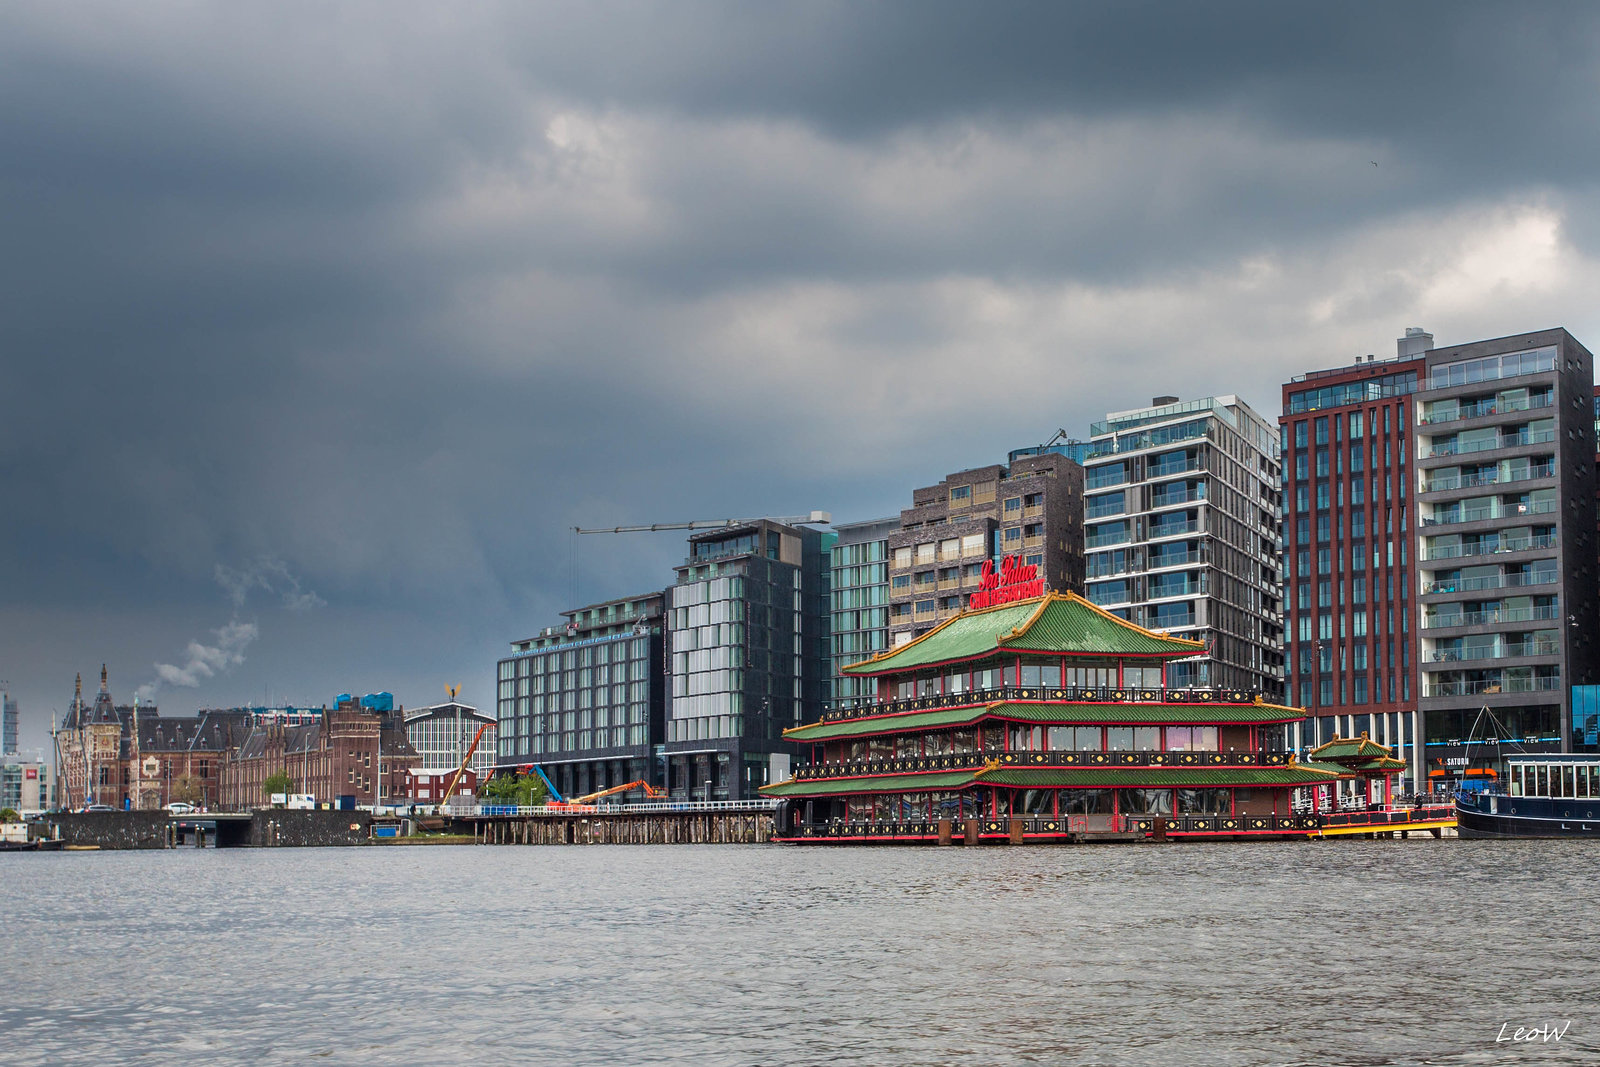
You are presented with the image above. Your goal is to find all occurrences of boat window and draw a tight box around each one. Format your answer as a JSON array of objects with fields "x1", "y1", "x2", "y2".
[
  {"x1": 932, "y1": 792, "x2": 961, "y2": 820},
  {"x1": 848, "y1": 739, "x2": 867, "y2": 762},
  {"x1": 1106, "y1": 726, "x2": 1134, "y2": 751},
  {"x1": 1116, "y1": 788, "x2": 1173, "y2": 815},
  {"x1": 1074, "y1": 726, "x2": 1103, "y2": 751},
  {"x1": 869, "y1": 737, "x2": 893, "y2": 760},
  {"x1": 1535, "y1": 765, "x2": 1548, "y2": 796},
  {"x1": 982, "y1": 723, "x2": 1005, "y2": 751},
  {"x1": 917, "y1": 675, "x2": 938, "y2": 698},
  {"x1": 1133, "y1": 726, "x2": 1162, "y2": 751},
  {"x1": 873, "y1": 795, "x2": 895, "y2": 822},
  {"x1": 923, "y1": 731, "x2": 950, "y2": 755},
  {"x1": 1124, "y1": 664, "x2": 1162, "y2": 688},
  {"x1": 1062, "y1": 789, "x2": 1113, "y2": 815},
  {"x1": 1046, "y1": 725, "x2": 1072, "y2": 750},
  {"x1": 1177, "y1": 788, "x2": 1231, "y2": 815},
  {"x1": 1010, "y1": 724, "x2": 1042, "y2": 751},
  {"x1": 962, "y1": 789, "x2": 988, "y2": 818},
  {"x1": 895, "y1": 735, "x2": 920, "y2": 758},
  {"x1": 898, "y1": 793, "x2": 929, "y2": 821},
  {"x1": 952, "y1": 728, "x2": 978, "y2": 753},
  {"x1": 1165, "y1": 726, "x2": 1194, "y2": 751},
  {"x1": 1193, "y1": 726, "x2": 1218, "y2": 751},
  {"x1": 945, "y1": 670, "x2": 967, "y2": 695},
  {"x1": 1016, "y1": 789, "x2": 1053, "y2": 815}
]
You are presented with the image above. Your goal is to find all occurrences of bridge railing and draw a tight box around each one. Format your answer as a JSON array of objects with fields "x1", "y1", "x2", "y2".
[{"x1": 448, "y1": 799, "x2": 778, "y2": 818}]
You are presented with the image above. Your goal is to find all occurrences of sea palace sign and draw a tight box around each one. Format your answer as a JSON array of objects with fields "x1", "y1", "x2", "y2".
[{"x1": 969, "y1": 555, "x2": 1047, "y2": 610}]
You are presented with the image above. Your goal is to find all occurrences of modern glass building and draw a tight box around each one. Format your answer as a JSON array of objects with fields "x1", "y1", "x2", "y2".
[
  {"x1": 1414, "y1": 329, "x2": 1600, "y2": 782},
  {"x1": 1278, "y1": 329, "x2": 1428, "y2": 783},
  {"x1": 830, "y1": 517, "x2": 896, "y2": 710},
  {"x1": 495, "y1": 591, "x2": 666, "y2": 800},
  {"x1": 1083, "y1": 395, "x2": 1284, "y2": 695},
  {"x1": 2, "y1": 693, "x2": 16, "y2": 756},
  {"x1": 665, "y1": 520, "x2": 831, "y2": 800}
]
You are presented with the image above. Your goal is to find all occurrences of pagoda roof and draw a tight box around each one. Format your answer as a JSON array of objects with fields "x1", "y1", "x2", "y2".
[
  {"x1": 840, "y1": 592, "x2": 1204, "y2": 677},
  {"x1": 784, "y1": 698, "x2": 1304, "y2": 743},
  {"x1": 761, "y1": 760, "x2": 1351, "y2": 797},
  {"x1": 1308, "y1": 736, "x2": 1402, "y2": 767}
]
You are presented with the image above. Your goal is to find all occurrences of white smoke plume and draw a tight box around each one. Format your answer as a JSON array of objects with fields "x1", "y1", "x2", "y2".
[
  {"x1": 214, "y1": 556, "x2": 325, "y2": 612},
  {"x1": 153, "y1": 621, "x2": 259, "y2": 687}
]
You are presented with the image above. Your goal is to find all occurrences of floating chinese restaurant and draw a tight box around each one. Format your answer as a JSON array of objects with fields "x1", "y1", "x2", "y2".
[{"x1": 765, "y1": 591, "x2": 1453, "y2": 843}]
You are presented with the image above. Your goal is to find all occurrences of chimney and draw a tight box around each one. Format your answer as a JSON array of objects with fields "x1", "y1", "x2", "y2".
[{"x1": 1398, "y1": 326, "x2": 1433, "y2": 358}]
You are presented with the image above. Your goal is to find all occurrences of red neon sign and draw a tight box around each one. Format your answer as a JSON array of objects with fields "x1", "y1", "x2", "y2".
[{"x1": 969, "y1": 555, "x2": 1046, "y2": 609}]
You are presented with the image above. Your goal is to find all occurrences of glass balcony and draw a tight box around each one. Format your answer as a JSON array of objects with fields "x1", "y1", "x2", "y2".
[
  {"x1": 1421, "y1": 462, "x2": 1555, "y2": 492},
  {"x1": 1421, "y1": 605, "x2": 1561, "y2": 629},
  {"x1": 1420, "y1": 499, "x2": 1557, "y2": 527},
  {"x1": 1424, "y1": 428, "x2": 1557, "y2": 458},
  {"x1": 1421, "y1": 571, "x2": 1558, "y2": 595},
  {"x1": 1421, "y1": 533, "x2": 1556, "y2": 561},
  {"x1": 1424, "y1": 640, "x2": 1560, "y2": 663},
  {"x1": 1420, "y1": 392, "x2": 1553, "y2": 425}
]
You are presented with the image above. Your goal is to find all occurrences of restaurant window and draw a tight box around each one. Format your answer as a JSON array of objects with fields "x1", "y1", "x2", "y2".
[
  {"x1": 1063, "y1": 790, "x2": 1113, "y2": 815},
  {"x1": 1010, "y1": 724, "x2": 1043, "y2": 751},
  {"x1": 1116, "y1": 788, "x2": 1173, "y2": 815},
  {"x1": 1106, "y1": 726, "x2": 1134, "y2": 751},
  {"x1": 1015, "y1": 789, "x2": 1053, "y2": 815},
  {"x1": 1177, "y1": 788, "x2": 1231, "y2": 815}
]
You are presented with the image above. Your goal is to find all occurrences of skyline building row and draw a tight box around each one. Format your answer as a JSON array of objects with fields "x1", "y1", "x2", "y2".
[{"x1": 488, "y1": 323, "x2": 1600, "y2": 801}]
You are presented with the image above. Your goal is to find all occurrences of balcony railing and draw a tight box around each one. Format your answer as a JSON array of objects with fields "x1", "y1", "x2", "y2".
[
  {"x1": 1422, "y1": 533, "x2": 1556, "y2": 561},
  {"x1": 1424, "y1": 428, "x2": 1557, "y2": 458},
  {"x1": 1420, "y1": 500, "x2": 1557, "y2": 527},
  {"x1": 787, "y1": 812, "x2": 1330, "y2": 839},
  {"x1": 1151, "y1": 487, "x2": 1207, "y2": 509},
  {"x1": 1087, "y1": 530, "x2": 1132, "y2": 549},
  {"x1": 1422, "y1": 571, "x2": 1558, "y2": 595},
  {"x1": 793, "y1": 749, "x2": 1293, "y2": 782},
  {"x1": 1149, "y1": 519, "x2": 1200, "y2": 540},
  {"x1": 1148, "y1": 458, "x2": 1205, "y2": 479},
  {"x1": 822, "y1": 685, "x2": 1265, "y2": 724},
  {"x1": 1421, "y1": 605, "x2": 1561, "y2": 630},
  {"x1": 1421, "y1": 463, "x2": 1555, "y2": 492},
  {"x1": 1420, "y1": 393, "x2": 1554, "y2": 425},
  {"x1": 1423, "y1": 676, "x2": 1562, "y2": 697},
  {"x1": 1424, "y1": 641, "x2": 1560, "y2": 663}
]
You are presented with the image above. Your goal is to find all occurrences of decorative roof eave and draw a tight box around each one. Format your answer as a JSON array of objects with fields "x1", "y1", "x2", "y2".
[
  {"x1": 841, "y1": 592, "x2": 1207, "y2": 677},
  {"x1": 760, "y1": 770, "x2": 978, "y2": 798},
  {"x1": 783, "y1": 698, "x2": 1305, "y2": 743}
]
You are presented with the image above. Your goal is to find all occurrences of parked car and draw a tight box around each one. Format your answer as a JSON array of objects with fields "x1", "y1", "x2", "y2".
[
  {"x1": 83, "y1": 804, "x2": 116, "y2": 812},
  {"x1": 164, "y1": 802, "x2": 196, "y2": 815}
]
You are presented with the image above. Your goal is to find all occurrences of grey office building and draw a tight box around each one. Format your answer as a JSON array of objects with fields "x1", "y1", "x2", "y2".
[
  {"x1": 495, "y1": 591, "x2": 666, "y2": 799},
  {"x1": 1083, "y1": 395, "x2": 1284, "y2": 694},
  {"x1": 830, "y1": 517, "x2": 897, "y2": 709},
  {"x1": 664, "y1": 519, "x2": 831, "y2": 800},
  {"x1": 1414, "y1": 328, "x2": 1599, "y2": 766},
  {"x1": 887, "y1": 453, "x2": 1085, "y2": 645}
]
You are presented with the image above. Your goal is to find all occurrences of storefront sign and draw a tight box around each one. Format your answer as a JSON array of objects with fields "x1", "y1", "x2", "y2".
[{"x1": 970, "y1": 555, "x2": 1046, "y2": 609}]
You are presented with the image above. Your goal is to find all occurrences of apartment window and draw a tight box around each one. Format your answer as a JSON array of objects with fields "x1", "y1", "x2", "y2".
[
  {"x1": 1003, "y1": 527, "x2": 1022, "y2": 543},
  {"x1": 894, "y1": 547, "x2": 912, "y2": 568},
  {"x1": 1315, "y1": 417, "x2": 1329, "y2": 445},
  {"x1": 1003, "y1": 497, "x2": 1022, "y2": 513},
  {"x1": 1295, "y1": 422, "x2": 1308, "y2": 448},
  {"x1": 1023, "y1": 523, "x2": 1043, "y2": 538},
  {"x1": 950, "y1": 485, "x2": 971, "y2": 503},
  {"x1": 1024, "y1": 493, "x2": 1043, "y2": 507},
  {"x1": 915, "y1": 543, "x2": 935, "y2": 564}
]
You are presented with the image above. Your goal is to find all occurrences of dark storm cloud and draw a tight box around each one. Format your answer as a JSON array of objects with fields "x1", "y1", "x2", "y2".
[{"x1": 3, "y1": 1, "x2": 1599, "y2": 742}]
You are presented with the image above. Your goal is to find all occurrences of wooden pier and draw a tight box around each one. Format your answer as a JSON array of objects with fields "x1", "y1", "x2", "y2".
[{"x1": 455, "y1": 802, "x2": 775, "y2": 845}]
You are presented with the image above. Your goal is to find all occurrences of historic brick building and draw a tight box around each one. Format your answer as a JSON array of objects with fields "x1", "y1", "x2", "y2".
[{"x1": 219, "y1": 701, "x2": 418, "y2": 809}]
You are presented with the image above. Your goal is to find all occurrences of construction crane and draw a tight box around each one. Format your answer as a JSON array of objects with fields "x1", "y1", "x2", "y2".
[
  {"x1": 438, "y1": 721, "x2": 490, "y2": 809},
  {"x1": 574, "y1": 511, "x2": 831, "y2": 535}
]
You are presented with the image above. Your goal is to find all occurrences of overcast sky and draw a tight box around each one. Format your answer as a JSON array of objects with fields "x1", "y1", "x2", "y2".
[{"x1": 6, "y1": 2, "x2": 1600, "y2": 750}]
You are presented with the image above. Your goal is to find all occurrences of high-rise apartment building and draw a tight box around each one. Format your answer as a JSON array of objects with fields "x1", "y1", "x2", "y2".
[
  {"x1": 495, "y1": 591, "x2": 667, "y2": 800},
  {"x1": 665, "y1": 520, "x2": 831, "y2": 799},
  {"x1": 887, "y1": 453, "x2": 1084, "y2": 645},
  {"x1": 1083, "y1": 395, "x2": 1283, "y2": 693},
  {"x1": 1414, "y1": 329, "x2": 1599, "y2": 781},
  {"x1": 1279, "y1": 331, "x2": 1429, "y2": 780},
  {"x1": 2, "y1": 692, "x2": 16, "y2": 755},
  {"x1": 829, "y1": 517, "x2": 897, "y2": 709}
]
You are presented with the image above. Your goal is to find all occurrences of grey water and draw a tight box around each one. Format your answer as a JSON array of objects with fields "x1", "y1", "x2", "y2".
[{"x1": 2, "y1": 840, "x2": 1595, "y2": 1066}]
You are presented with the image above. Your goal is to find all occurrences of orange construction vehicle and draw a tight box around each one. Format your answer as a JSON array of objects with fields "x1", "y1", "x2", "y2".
[{"x1": 546, "y1": 779, "x2": 663, "y2": 811}]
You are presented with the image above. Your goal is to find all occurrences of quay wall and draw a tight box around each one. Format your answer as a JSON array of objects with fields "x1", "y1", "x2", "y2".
[
  {"x1": 43, "y1": 811, "x2": 170, "y2": 850},
  {"x1": 250, "y1": 810, "x2": 372, "y2": 847}
]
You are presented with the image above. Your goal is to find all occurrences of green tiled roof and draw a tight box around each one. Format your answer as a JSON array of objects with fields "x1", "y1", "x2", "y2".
[
  {"x1": 760, "y1": 759, "x2": 1356, "y2": 798},
  {"x1": 976, "y1": 763, "x2": 1350, "y2": 789},
  {"x1": 1309, "y1": 736, "x2": 1396, "y2": 762},
  {"x1": 785, "y1": 706, "x2": 986, "y2": 742},
  {"x1": 784, "y1": 698, "x2": 1305, "y2": 743},
  {"x1": 761, "y1": 770, "x2": 977, "y2": 797},
  {"x1": 840, "y1": 593, "x2": 1203, "y2": 676}
]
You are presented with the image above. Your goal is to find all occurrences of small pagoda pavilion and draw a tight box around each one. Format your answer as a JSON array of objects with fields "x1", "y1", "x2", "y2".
[{"x1": 764, "y1": 591, "x2": 1399, "y2": 843}]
